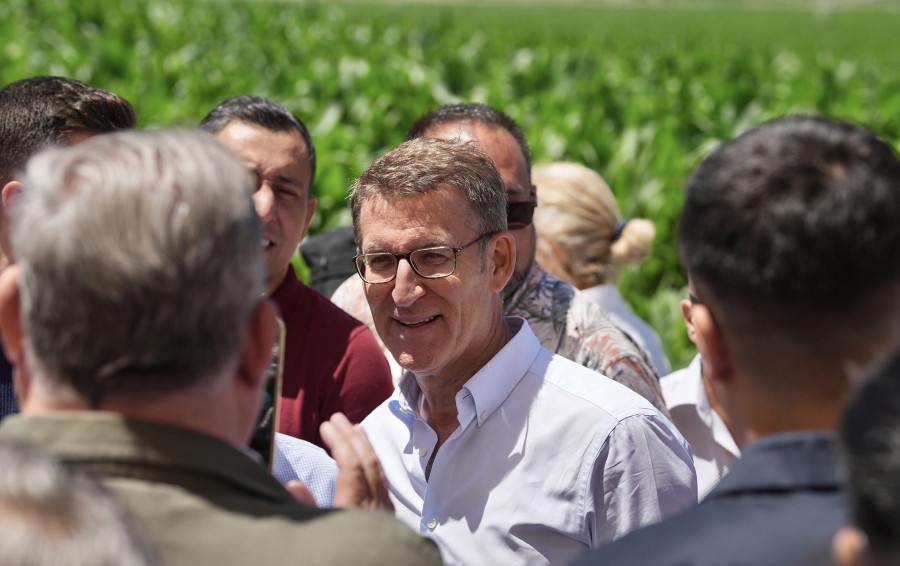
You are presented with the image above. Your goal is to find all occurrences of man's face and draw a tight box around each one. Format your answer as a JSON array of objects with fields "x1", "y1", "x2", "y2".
[
  {"x1": 358, "y1": 189, "x2": 505, "y2": 382},
  {"x1": 215, "y1": 119, "x2": 316, "y2": 296},
  {"x1": 422, "y1": 121, "x2": 535, "y2": 294}
]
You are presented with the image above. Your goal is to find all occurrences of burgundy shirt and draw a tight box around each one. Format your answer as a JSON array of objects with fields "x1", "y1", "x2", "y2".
[{"x1": 272, "y1": 268, "x2": 393, "y2": 447}]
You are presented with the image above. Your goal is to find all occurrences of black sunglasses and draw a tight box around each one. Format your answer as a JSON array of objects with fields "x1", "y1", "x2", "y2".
[{"x1": 507, "y1": 200, "x2": 537, "y2": 230}]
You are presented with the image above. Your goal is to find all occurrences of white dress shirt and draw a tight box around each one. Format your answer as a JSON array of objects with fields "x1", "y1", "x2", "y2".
[
  {"x1": 362, "y1": 317, "x2": 697, "y2": 566},
  {"x1": 660, "y1": 354, "x2": 741, "y2": 501},
  {"x1": 580, "y1": 283, "x2": 671, "y2": 376}
]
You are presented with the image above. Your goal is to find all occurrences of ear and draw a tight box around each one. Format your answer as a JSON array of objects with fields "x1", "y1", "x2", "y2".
[
  {"x1": 1, "y1": 180, "x2": 22, "y2": 212},
  {"x1": 680, "y1": 299, "x2": 700, "y2": 344},
  {"x1": 690, "y1": 304, "x2": 734, "y2": 389},
  {"x1": 832, "y1": 526, "x2": 865, "y2": 566},
  {"x1": 0, "y1": 265, "x2": 31, "y2": 406},
  {"x1": 302, "y1": 195, "x2": 317, "y2": 239},
  {"x1": 488, "y1": 231, "x2": 516, "y2": 293},
  {"x1": 0, "y1": 265, "x2": 25, "y2": 365},
  {"x1": 237, "y1": 299, "x2": 279, "y2": 389}
]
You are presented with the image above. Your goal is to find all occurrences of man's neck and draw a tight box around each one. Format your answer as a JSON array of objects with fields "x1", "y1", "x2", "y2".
[{"x1": 416, "y1": 316, "x2": 514, "y2": 447}]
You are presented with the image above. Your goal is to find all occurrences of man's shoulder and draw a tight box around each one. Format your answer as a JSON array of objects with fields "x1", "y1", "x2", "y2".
[
  {"x1": 537, "y1": 348, "x2": 660, "y2": 419},
  {"x1": 572, "y1": 486, "x2": 845, "y2": 566},
  {"x1": 572, "y1": 435, "x2": 847, "y2": 566},
  {"x1": 0, "y1": 414, "x2": 440, "y2": 566},
  {"x1": 113, "y1": 478, "x2": 442, "y2": 565}
]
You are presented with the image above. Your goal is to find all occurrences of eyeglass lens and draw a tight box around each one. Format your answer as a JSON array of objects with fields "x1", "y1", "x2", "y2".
[{"x1": 357, "y1": 247, "x2": 456, "y2": 283}]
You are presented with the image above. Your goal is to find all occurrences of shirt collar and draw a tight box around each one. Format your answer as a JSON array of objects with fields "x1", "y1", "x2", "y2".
[
  {"x1": 395, "y1": 317, "x2": 542, "y2": 429},
  {"x1": 664, "y1": 354, "x2": 706, "y2": 410},
  {"x1": 710, "y1": 431, "x2": 840, "y2": 497}
]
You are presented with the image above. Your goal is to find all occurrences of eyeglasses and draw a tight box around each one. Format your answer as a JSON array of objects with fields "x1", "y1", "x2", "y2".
[
  {"x1": 507, "y1": 200, "x2": 537, "y2": 230},
  {"x1": 688, "y1": 293, "x2": 701, "y2": 305},
  {"x1": 353, "y1": 233, "x2": 492, "y2": 284}
]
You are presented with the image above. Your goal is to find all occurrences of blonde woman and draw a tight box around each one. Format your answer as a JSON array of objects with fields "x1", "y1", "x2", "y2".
[{"x1": 533, "y1": 162, "x2": 670, "y2": 375}]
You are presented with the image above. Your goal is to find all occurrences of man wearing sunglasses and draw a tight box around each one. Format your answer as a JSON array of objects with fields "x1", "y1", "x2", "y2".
[
  {"x1": 352, "y1": 137, "x2": 696, "y2": 566},
  {"x1": 333, "y1": 104, "x2": 667, "y2": 414}
]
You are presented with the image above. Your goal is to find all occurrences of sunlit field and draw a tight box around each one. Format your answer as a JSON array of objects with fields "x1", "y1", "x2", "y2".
[{"x1": 3, "y1": 0, "x2": 898, "y2": 368}]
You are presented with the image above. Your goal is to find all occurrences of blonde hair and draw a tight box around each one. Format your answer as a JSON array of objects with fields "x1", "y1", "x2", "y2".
[{"x1": 533, "y1": 162, "x2": 655, "y2": 288}]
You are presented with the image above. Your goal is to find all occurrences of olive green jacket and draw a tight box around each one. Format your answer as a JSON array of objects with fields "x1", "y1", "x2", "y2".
[{"x1": 0, "y1": 413, "x2": 442, "y2": 566}]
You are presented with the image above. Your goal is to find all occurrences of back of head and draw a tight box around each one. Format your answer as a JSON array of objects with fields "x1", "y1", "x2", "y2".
[
  {"x1": 199, "y1": 95, "x2": 317, "y2": 189},
  {"x1": 14, "y1": 129, "x2": 262, "y2": 407},
  {"x1": 349, "y1": 137, "x2": 507, "y2": 244},
  {"x1": 679, "y1": 116, "x2": 900, "y2": 385},
  {"x1": 0, "y1": 438, "x2": 159, "y2": 566},
  {"x1": 840, "y1": 351, "x2": 900, "y2": 564},
  {"x1": 0, "y1": 76, "x2": 136, "y2": 185},
  {"x1": 406, "y1": 103, "x2": 532, "y2": 177},
  {"x1": 533, "y1": 162, "x2": 655, "y2": 288}
]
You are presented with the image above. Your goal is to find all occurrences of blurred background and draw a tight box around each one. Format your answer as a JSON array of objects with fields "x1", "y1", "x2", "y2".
[{"x1": 3, "y1": 0, "x2": 897, "y2": 369}]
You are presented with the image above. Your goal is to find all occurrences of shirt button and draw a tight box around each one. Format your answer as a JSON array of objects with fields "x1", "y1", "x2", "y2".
[
  {"x1": 418, "y1": 448, "x2": 427, "y2": 458},
  {"x1": 427, "y1": 518, "x2": 437, "y2": 531},
  {"x1": 481, "y1": 411, "x2": 488, "y2": 420}
]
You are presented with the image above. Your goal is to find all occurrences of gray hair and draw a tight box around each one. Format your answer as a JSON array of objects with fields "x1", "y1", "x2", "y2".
[
  {"x1": 349, "y1": 137, "x2": 507, "y2": 245},
  {"x1": 15, "y1": 129, "x2": 263, "y2": 406},
  {"x1": 0, "y1": 438, "x2": 159, "y2": 566}
]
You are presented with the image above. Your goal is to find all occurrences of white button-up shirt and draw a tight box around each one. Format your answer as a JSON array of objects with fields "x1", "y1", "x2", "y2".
[
  {"x1": 661, "y1": 354, "x2": 741, "y2": 501},
  {"x1": 363, "y1": 318, "x2": 697, "y2": 566}
]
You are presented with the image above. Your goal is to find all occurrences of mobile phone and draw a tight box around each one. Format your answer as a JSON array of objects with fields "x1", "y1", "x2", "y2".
[{"x1": 249, "y1": 317, "x2": 285, "y2": 469}]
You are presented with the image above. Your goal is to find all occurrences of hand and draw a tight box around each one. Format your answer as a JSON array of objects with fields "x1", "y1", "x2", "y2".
[
  {"x1": 320, "y1": 412, "x2": 394, "y2": 511},
  {"x1": 285, "y1": 480, "x2": 318, "y2": 507}
]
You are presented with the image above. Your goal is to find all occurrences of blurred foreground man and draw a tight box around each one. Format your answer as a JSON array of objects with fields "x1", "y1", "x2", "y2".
[
  {"x1": 200, "y1": 96, "x2": 392, "y2": 446},
  {"x1": 352, "y1": 138, "x2": 696, "y2": 566},
  {"x1": 334, "y1": 104, "x2": 667, "y2": 413},
  {"x1": 0, "y1": 438, "x2": 160, "y2": 566},
  {"x1": 834, "y1": 352, "x2": 900, "y2": 566},
  {"x1": 0, "y1": 75, "x2": 136, "y2": 421},
  {"x1": 571, "y1": 116, "x2": 900, "y2": 566},
  {"x1": 0, "y1": 129, "x2": 442, "y2": 566}
]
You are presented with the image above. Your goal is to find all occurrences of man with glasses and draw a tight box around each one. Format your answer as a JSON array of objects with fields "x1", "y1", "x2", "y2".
[
  {"x1": 352, "y1": 137, "x2": 697, "y2": 566},
  {"x1": 334, "y1": 104, "x2": 667, "y2": 414}
]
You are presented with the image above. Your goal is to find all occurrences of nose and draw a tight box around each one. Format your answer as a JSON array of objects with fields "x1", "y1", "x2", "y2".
[
  {"x1": 391, "y1": 257, "x2": 425, "y2": 308},
  {"x1": 253, "y1": 183, "x2": 275, "y2": 221}
]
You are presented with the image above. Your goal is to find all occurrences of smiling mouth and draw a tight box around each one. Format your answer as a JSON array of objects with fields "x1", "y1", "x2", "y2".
[
  {"x1": 397, "y1": 315, "x2": 438, "y2": 328},
  {"x1": 261, "y1": 237, "x2": 274, "y2": 250}
]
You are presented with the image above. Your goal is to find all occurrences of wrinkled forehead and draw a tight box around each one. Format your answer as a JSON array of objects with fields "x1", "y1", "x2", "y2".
[{"x1": 422, "y1": 121, "x2": 532, "y2": 200}]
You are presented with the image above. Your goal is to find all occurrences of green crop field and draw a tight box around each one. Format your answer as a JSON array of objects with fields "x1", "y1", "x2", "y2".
[{"x1": 3, "y1": 0, "x2": 899, "y2": 369}]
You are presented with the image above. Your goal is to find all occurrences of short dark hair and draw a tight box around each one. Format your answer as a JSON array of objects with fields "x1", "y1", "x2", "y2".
[
  {"x1": 406, "y1": 103, "x2": 532, "y2": 178},
  {"x1": 0, "y1": 76, "x2": 137, "y2": 185},
  {"x1": 199, "y1": 95, "x2": 316, "y2": 191},
  {"x1": 840, "y1": 350, "x2": 900, "y2": 559},
  {"x1": 679, "y1": 115, "x2": 900, "y2": 331}
]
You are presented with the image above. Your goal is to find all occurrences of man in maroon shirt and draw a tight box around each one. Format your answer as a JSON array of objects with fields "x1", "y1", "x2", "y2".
[{"x1": 201, "y1": 96, "x2": 393, "y2": 447}]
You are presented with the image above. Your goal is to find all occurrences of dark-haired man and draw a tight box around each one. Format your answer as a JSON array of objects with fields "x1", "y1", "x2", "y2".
[
  {"x1": 334, "y1": 103, "x2": 667, "y2": 413},
  {"x1": 0, "y1": 75, "x2": 136, "y2": 421},
  {"x1": 200, "y1": 96, "x2": 393, "y2": 447},
  {"x1": 571, "y1": 116, "x2": 900, "y2": 566}
]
